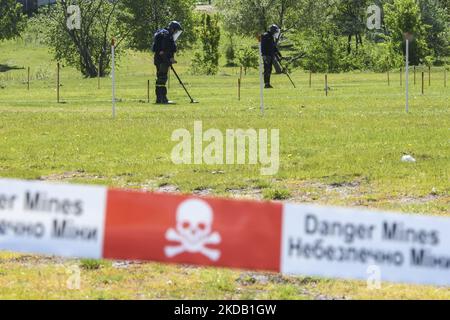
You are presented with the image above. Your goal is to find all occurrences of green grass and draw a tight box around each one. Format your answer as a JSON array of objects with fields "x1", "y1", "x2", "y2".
[{"x1": 0, "y1": 37, "x2": 449, "y2": 299}]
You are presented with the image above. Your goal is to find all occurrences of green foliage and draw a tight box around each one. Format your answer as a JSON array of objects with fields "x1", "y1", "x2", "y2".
[
  {"x1": 0, "y1": 0, "x2": 26, "y2": 41},
  {"x1": 236, "y1": 46, "x2": 259, "y2": 74},
  {"x1": 419, "y1": 0, "x2": 450, "y2": 60},
  {"x1": 117, "y1": 0, "x2": 196, "y2": 51},
  {"x1": 295, "y1": 24, "x2": 347, "y2": 73},
  {"x1": 190, "y1": 13, "x2": 221, "y2": 75},
  {"x1": 384, "y1": 0, "x2": 430, "y2": 65},
  {"x1": 333, "y1": 0, "x2": 369, "y2": 53},
  {"x1": 37, "y1": 0, "x2": 120, "y2": 78},
  {"x1": 263, "y1": 189, "x2": 291, "y2": 200},
  {"x1": 224, "y1": 34, "x2": 237, "y2": 66},
  {"x1": 216, "y1": 0, "x2": 301, "y2": 35},
  {"x1": 217, "y1": 0, "x2": 449, "y2": 71},
  {"x1": 80, "y1": 259, "x2": 109, "y2": 270},
  {"x1": 369, "y1": 38, "x2": 404, "y2": 72}
]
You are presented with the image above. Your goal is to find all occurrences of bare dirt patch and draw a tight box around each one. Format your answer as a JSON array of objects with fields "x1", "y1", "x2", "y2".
[
  {"x1": 40, "y1": 170, "x2": 103, "y2": 182},
  {"x1": 226, "y1": 188, "x2": 264, "y2": 200},
  {"x1": 287, "y1": 179, "x2": 366, "y2": 203},
  {"x1": 237, "y1": 272, "x2": 347, "y2": 300}
]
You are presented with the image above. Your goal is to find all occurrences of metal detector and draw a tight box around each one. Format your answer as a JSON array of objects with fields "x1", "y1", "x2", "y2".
[
  {"x1": 170, "y1": 65, "x2": 199, "y2": 104},
  {"x1": 277, "y1": 57, "x2": 297, "y2": 88}
]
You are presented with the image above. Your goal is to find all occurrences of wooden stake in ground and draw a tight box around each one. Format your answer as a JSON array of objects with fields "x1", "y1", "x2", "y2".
[
  {"x1": 414, "y1": 66, "x2": 416, "y2": 85},
  {"x1": 57, "y1": 62, "x2": 60, "y2": 103},
  {"x1": 422, "y1": 72, "x2": 425, "y2": 95},
  {"x1": 147, "y1": 80, "x2": 150, "y2": 103},
  {"x1": 239, "y1": 66, "x2": 243, "y2": 80},
  {"x1": 27, "y1": 67, "x2": 30, "y2": 90},
  {"x1": 238, "y1": 78, "x2": 241, "y2": 101},
  {"x1": 325, "y1": 74, "x2": 328, "y2": 96},
  {"x1": 309, "y1": 70, "x2": 312, "y2": 88},
  {"x1": 400, "y1": 67, "x2": 402, "y2": 87},
  {"x1": 387, "y1": 70, "x2": 390, "y2": 86}
]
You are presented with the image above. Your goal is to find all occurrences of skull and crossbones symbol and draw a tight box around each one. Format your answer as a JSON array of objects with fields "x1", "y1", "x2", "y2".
[{"x1": 164, "y1": 199, "x2": 221, "y2": 261}]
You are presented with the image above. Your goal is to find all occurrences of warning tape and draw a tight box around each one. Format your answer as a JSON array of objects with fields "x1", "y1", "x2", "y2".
[{"x1": 0, "y1": 178, "x2": 449, "y2": 287}]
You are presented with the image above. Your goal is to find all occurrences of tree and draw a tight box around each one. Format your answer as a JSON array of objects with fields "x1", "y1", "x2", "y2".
[
  {"x1": 39, "y1": 0, "x2": 120, "y2": 78},
  {"x1": 0, "y1": 0, "x2": 26, "y2": 41},
  {"x1": 384, "y1": 0, "x2": 430, "y2": 65},
  {"x1": 236, "y1": 46, "x2": 259, "y2": 74},
  {"x1": 419, "y1": 0, "x2": 450, "y2": 60},
  {"x1": 191, "y1": 13, "x2": 221, "y2": 75},
  {"x1": 117, "y1": 0, "x2": 196, "y2": 51},
  {"x1": 295, "y1": 23, "x2": 347, "y2": 73},
  {"x1": 333, "y1": 0, "x2": 369, "y2": 53},
  {"x1": 216, "y1": 0, "x2": 302, "y2": 36}
]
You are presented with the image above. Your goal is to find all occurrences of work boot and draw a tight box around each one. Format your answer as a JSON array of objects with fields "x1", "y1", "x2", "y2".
[
  {"x1": 155, "y1": 87, "x2": 163, "y2": 104},
  {"x1": 161, "y1": 87, "x2": 175, "y2": 104},
  {"x1": 264, "y1": 73, "x2": 272, "y2": 88}
]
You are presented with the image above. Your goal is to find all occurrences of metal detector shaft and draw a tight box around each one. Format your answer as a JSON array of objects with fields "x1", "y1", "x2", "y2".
[
  {"x1": 277, "y1": 59, "x2": 296, "y2": 88},
  {"x1": 170, "y1": 65, "x2": 198, "y2": 103},
  {"x1": 284, "y1": 70, "x2": 296, "y2": 88}
]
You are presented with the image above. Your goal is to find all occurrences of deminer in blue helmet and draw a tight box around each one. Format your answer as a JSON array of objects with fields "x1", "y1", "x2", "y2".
[
  {"x1": 152, "y1": 21, "x2": 183, "y2": 104},
  {"x1": 261, "y1": 24, "x2": 282, "y2": 89}
]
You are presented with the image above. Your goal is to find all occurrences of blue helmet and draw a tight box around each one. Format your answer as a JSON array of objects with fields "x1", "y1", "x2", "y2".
[
  {"x1": 269, "y1": 24, "x2": 280, "y2": 35},
  {"x1": 168, "y1": 21, "x2": 183, "y2": 32}
]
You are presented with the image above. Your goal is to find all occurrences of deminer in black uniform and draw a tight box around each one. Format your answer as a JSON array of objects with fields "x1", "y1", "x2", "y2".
[
  {"x1": 152, "y1": 21, "x2": 183, "y2": 104},
  {"x1": 261, "y1": 24, "x2": 282, "y2": 89}
]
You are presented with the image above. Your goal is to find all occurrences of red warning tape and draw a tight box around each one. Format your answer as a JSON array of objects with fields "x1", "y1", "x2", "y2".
[
  {"x1": 104, "y1": 189, "x2": 282, "y2": 271},
  {"x1": 1, "y1": 179, "x2": 449, "y2": 286}
]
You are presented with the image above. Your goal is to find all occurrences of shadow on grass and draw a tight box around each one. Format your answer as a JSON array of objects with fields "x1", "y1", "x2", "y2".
[{"x1": 0, "y1": 64, "x2": 24, "y2": 73}]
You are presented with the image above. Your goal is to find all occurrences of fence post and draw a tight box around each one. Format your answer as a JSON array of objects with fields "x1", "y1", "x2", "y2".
[
  {"x1": 387, "y1": 70, "x2": 390, "y2": 86},
  {"x1": 309, "y1": 70, "x2": 312, "y2": 88},
  {"x1": 325, "y1": 74, "x2": 328, "y2": 96},
  {"x1": 238, "y1": 78, "x2": 241, "y2": 101},
  {"x1": 147, "y1": 80, "x2": 150, "y2": 103},
  {"x1": 414, "y1": 66, "x2": 416, "y2": 85},
  {"x1": 421, "y1": 72, "x2": 424, "y2": 95}
]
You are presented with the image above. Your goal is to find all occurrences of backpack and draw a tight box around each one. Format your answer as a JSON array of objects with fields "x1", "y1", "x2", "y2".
[{"x1": 152, "y1": 29, "x2": 168, "y2": 53}]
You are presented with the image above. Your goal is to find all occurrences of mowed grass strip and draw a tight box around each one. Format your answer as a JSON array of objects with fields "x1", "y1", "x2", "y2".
[{"x1": 0, "y1": 39, "x2": 449, "y2": 299}]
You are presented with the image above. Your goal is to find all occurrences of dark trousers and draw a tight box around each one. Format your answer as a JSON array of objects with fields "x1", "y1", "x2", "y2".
[
  {"x1": 262, "y1": 55, "x2": 274, "y2": 85},
  {"x1": 155, "y1": 62, "x2": 169, "y2": 102}
]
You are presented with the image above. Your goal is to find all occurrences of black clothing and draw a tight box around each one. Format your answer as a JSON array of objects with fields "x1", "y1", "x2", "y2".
[
  {"x1": 155, "y1": 63, "x2": 170, "y2": 104},
  {"x1": 261, "y1": 32, "x2": 279, "y2": 57},
  {"x1": 153, "y1": 28, "x2": 177, "y2": 103},
  {"x1": 153, "y1": 28, "x2": 177, "y2": 65},
  {"x1": 263, "y1": 55, "x2": 274, "y2": 86},
  {"x1": 261, "y1": 32, "x2": 280, "y2": 86}
]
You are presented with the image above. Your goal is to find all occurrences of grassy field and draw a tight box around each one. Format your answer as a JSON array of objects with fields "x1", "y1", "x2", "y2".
[{"x1": 0, "y1": 37, "x2": 449, "y2": 299}]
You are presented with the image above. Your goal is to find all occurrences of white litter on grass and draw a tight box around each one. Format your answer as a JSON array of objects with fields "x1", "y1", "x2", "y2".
[{"x1": 401, "y1": 155, "x2": 416, "y2": 163}]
